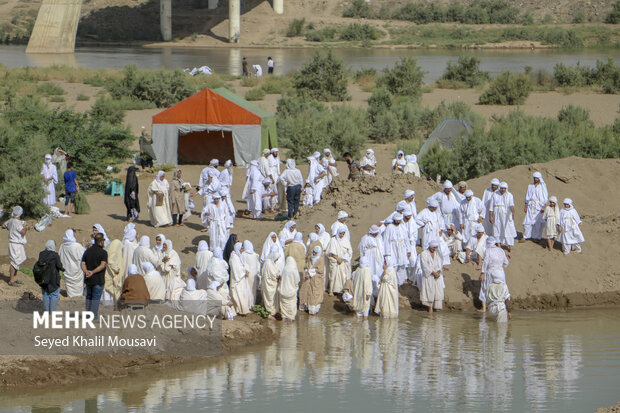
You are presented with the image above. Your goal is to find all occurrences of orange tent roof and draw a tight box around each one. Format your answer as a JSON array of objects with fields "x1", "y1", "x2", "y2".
[{"x1": 153, "y1": 88, "x2": 261, "y2": 125}]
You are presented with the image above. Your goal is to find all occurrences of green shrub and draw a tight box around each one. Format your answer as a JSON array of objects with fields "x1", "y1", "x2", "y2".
[
  {"x1": 479, "y1": 71, "x2": 531, "y2": 105},
  {"x1": 573, "y1": 11, "x2": 586, "y2": 24},
  {"x1": 378, "y1": 57, "x2": 424, "y2": 98},
  {"x1": 529, "y1": 69, "x2": 556, "y2": 90},
  {"x1": 36, "y1": 82, "x2": 65, "y2": 96},
  {"x1": 293, "y1": 50, "x2": 348, "y2": 101},
  {"x1": 89, "y1": 96, "x2": 126, "y2": 125},
  {"x1": 339, "y1": 23, "x2": 382, "y2": 41},
  {"x1": 367, "y1": 88, "x2": 393, "y2": 123},
  {"x1": 553, "y1": 59, "x2": 620, "y2": 93},
  {"x1": 260, "y1": 76, "x2": 292, "y2": 94},
  {"x1": 83, "y1": 75, "x2": 106, "y2": 87},
  {"x1": 245, "y1": 87, "x2": 265, "y2": 101},
  {"x1": 343, "y1": 0, "x2": 374, "y2": 18},
  {"x1": 305, "y1": 27, "x2": 338, "y2": 42},
  {"x1": 49, "y1": 96, "x2": 65, "y2": 103},
  {"x1": 605, "y1": 0, "x2": 620, "y2": 23},
  {"x1": 286, "y1": 18, "x2": 306, "y2": 37},
  {"x1": 439, "y1": 56, "x2": 489, "y2": 88},
  {"x1": 240, "y1": 76, "x2": 259, "y2": 87},
  {"x1": 558, "y1": 105, "x2": 593, "y2": 127},
  {"x1": 370, "y1": 110, "x2": 400, "y2": 143},
  {"x1": 76, "y1": 93, "x2": 90, "y2": 101}
]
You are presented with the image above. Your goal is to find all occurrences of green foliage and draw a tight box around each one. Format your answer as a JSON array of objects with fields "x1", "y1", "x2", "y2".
[
  {"x1": 367, "y1": 88, "x2": 393, "y2": 124},
  {"x1": 305, "y1": 26, "x2": 338, "y2": 42},
  {"x1": 293, "y1": 51, "x2": 348, "y2": 101},
  {"x1": 553, "y1": 59, "x2": 620, "y2": 93},
  {"x1": 479, "y1": 71, "x2": 532, "y2": 105},
  {"x1": 286, "y1": 18, "x2": 306, "y2": 37},
  {"x1": 105, "y1": 65, "x2": 195, "y2": 108},
  {"x1": 245, "y1": 87, "x2": 266, "y2": 101},
  {"x1": 378, "y1": 57, "x2": 424, "y2": 98},
  {"x1": 260, "y1": 76, "x2": 292, "y2": 94},
  {"x1": 49, "y1": 96, "x2": 65, "y2": 103},
  {"x1": 573, "y1": 11, "x2": 586, "y2": 24},
  {"x1": 83, "y1": 75, "x2": 106, "y2": 87},
  {"x1": 343, "y1": 0, "x2": 374, "y2": 18},
  {"x1": 276, "y1": 96, "x2": 366, "y2": 160},
  {"x1": 251, "y1": 305, "x2": 270, "y2": 318},
  {"x1": 339, "y1": 23, "x2": 382, "y2": 41},
  {"x1": 605, "y1": 0, "x2": 620, "y2": 23},
  {"x1": 558, "y1": 105, "x2": 594, "y2": 127},
  {"x1": 36, "y1": 82, "x2": 65, "y2": 96},
  {"x1": 240, "y1": 76, "x2": 259, "y2": 87},
  {"x1": 76, "y1": 93, "x2": 90, "y2": 101},
  {"x1": 439, "y1": 56, "x2": 489, "y2": 88},
  {"x1": 74, "y1": 191, "x2": 91, "y2": 215},
  {"x1": 89, "y1": 95, "x2": 157, "y2": 126}
]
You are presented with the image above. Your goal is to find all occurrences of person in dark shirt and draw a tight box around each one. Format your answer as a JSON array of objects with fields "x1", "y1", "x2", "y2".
[
  {"x1": 81, "y1": 233, "x2": 108, "y2": 317},
  {"x1": 38, "y1": 240, "x2": 65, "y2": 313},
  {"x1": 242, "y1": 57, "x2": 249, "y2": 76},
  {"x1": 63, "y1": 162, "x2": 79, "y2": 216},
  {"x1": 343, "y1": 152, "x2": 361, "y2": 181}
]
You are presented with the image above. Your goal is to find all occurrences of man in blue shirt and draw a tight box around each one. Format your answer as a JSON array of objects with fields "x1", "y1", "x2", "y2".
[{"x1": 63, "y1": 162, "x2": 79, "y2": 216}]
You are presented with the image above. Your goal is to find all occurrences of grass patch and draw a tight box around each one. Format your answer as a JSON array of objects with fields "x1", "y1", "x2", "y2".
[
  {"x1": 76, "y1": 93, "x2": 90, "y2": 101},
  {"x1": 245, "y1": 87, "x2": 266, "y2": 101},
  {"x1": 36, "y1": 82, "x2": 65, "y2": 96},
  {"x1": 49, "y1": 96, "x2": 65, "y2": 103},
  {"x1": 240, "y1": 76, "x2": 260, "y2": 87}
]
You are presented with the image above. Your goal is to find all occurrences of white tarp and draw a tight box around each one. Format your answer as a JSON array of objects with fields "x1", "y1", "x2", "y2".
[{"x1": 152, "y1": 123, "x2": 261, "y2": 167}]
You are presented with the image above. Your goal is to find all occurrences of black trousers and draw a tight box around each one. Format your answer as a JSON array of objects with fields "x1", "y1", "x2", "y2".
[
  {"x1": 172, "y1": 213, "x2": 183, "y2": 225},
  {"x1": 286, "y1": 184, "x2": 301, "y2": 219}
]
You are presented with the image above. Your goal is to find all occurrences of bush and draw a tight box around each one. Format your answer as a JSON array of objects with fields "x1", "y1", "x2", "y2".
[
  {"x1": 293, "y1": 50, "x2": 348, "y2": 101},
  {"x1": 553, "y1": 59, "x2": 620, "y2": 93},
  {"x1": 378, "y1": 57, "x2": 424, "y2": 98},
  {"x1": 89, "y1": 96, "x2": 126, "y2": 125},
  {"x1": 479, "y1": 71, "x2": 532, "y2": 105},
  {"x1": 240, "y1": 77, "x2": 259, "y2": 87},
  {"x1": 558, "y1": 105, "x2": 593, "y2": 127},
  {"x1": 343, "y1": 0, "x2": 374, "y2": 18},
  {"x1": 286, "y1": 18, "x2": 306, "y2": 37},
  {"x1": 439, "y1": 56, "x2": 489, "y2": 88},
  {"x1": 49, "y1": 96, "x2": 65, "y2": 103},
  {"x1": 305, "y1": 27, "x2": 338, "y2": 42},
  {"x1": 573, "y1": 11, "x2": 586, "y2": 24},
  {"x1": 76, "y1": 93, "x2": 90, "y2": 101},
  {"x1": 83, "y1": 75, "x2": 106, "y2": 87},
  {"x1": 339, "y1": 23, "x2": 382, "y2": 41},
  {"x1": 370, "y1": 110, "x2": 400, "y2": 143},
  {"x1": 36, "y1": 82, "x2": 65, "y2": 96},
  {"x1": 245, "y1": 87, "x2": 265, "y2": 101},
  {"x1": 260, "y1": 76, "x2": 292, "y2": 94},
  {"x1": 605, "y1": 0, "x2": 620, "y2": 23},
  {"x1": 367, "y1": 88, "x2": 393, "y2": 124}
]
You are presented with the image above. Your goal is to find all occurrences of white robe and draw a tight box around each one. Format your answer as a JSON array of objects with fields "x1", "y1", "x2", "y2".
[
  {"x1": 489, "y1": 191, "x2": 517, "y2": 246},
  {"x1": 326, "y1": 236, "x2": 352, "y2": 294},
  {"x1": 460, "y1": 197, "x2": 484, "y2": 244},
  {"x1": 41, "y1": 163, "x2": 58, "y2": 206},
  {"x1": 330, "y1": 221, "x2": 350, "y2": 241},
  {"x1": 122, "y1": 240, "x2": 138, "y2": 278},
  {"x1": 148, "y1": 179, "x2": 172, "y2": 227},
  {"x1": 205, "y1": 202, "x2": 229, "y2": 251},
  {"x1": 481, "y1": 187, "x2": 496, "y2": 235},
  {"x1": 322, "y1": 156, "x2": 338, "y2": 184},
  {"x1": 358, "y1": 234, "x2": 385, "y2": 296},
  {"x1": 195, "y1": 249, "x2": 213, "y2": 279},
  {"x1": 261, "y1": 259, "x2": 282, "y2": 315},
  {"x1": 487, "y1": 283, "x2": 511, "y2": 322},
  {"x1": 419, "y1": 249, "x2": 444, "y2": 309},
  {"x1": 143, "y1": 270, "x2": 166, "y2": 301},
  {"x1": 308, "y1": 159, "x2": 326, "y2": 204},
  {"x1": 278, "y1": 257, "x2": 300, "y2": 320},
  {"x1": 558, "y1": 208, "x2": 585, "y2": 246},
  {"x1": 459, "y1": 233, "x2": 488, "y2": 264},
  {"x1": 416, "y1": 208, "x2": 445, "y2": 250},
  {"x1": 59, "y1": 242, "x2": 86, "y2": 298},
  {"x1": 352, "y1": 267, "x2": 373, "y2": 316},
  {"x1": 132, "y1": 246, "x2": 158, "y2": 276},
  {"x1": 523, "y1": 182, "x2": 548, "y2": 239},
  {"x1": 205, "y1": 257, "x2": 230, "y2": 295},
  {"x1": 243, "y1": 251, "x2": 261, "y2": 306},
  {"x1": 247, "y1": 165, "x2": 263, "y2": 218},
  {"x1": 383, "y1": 224, "x2": 410, "y2": 285},
  {"x1": 179, "y1": 287, "x2": 209, "y2": 314},
  {"x1": 229, "y1": 253, "x2": 252, "y2": 315},
  {"x1": 433, "y1": 191, "x2": 461, "y2": 228},
  {"x1": 375, "y1": 267, "x2": 398, "y2": 318},
  {"x1": 480, "y1": 246, "x2": 509, "y2": 303},
  {"x1": 159, "y1": 250, "x2": 181, "y2": 300}
]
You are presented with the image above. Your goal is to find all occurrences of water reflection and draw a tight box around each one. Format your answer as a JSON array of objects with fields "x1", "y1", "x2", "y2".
[{"x1": 2, "y1": 310, "x2": 619, "y2": 413}]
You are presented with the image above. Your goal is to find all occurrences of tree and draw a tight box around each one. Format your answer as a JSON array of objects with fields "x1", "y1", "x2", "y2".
[
  {"x1": 378, "y1": 57, "x2": 424, "y2": 98},
  {"x1": 293, "y1": 50, "x2": 349, "y2": 101},
  {"x1": 479, "y1": 71, "x2": 532, "y2": 105}
]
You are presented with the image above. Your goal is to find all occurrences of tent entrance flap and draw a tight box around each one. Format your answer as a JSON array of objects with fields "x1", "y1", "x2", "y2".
[{"x1": 177, "y1": 130, "x2": 234, "y2": 164}]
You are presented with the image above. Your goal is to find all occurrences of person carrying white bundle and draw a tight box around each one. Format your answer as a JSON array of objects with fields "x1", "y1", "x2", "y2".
[
  {"x1": 352, "y1": 257, "x2": 373, "y2": 318},
  {"x1": 148, "y1": 171, "x2": 172, "y2": 228},
  {"x1": 558, "y1": 198, "x2": 585, "y2": 255}
]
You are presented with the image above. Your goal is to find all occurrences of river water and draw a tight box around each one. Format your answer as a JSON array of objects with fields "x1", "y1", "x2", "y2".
[
  {"x1": 2, "y1": 45, "x2": 620, "y2": 81},
  {"x1": 1, "y1": 309, "x2": 619, "y2": 412}
]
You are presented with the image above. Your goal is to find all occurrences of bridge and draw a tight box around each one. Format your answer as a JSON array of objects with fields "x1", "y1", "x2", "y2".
[{"x1": 26, "y1": 0, "x2": 284, "y2": 54}]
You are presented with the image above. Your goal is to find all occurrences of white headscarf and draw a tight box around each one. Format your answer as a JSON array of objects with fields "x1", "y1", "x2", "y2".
[
  {"x1": 243, "y1": 240, "x2": 255, "y2": 254},
  {"x1": 123, "y1": 229, "x2": 137, "y2": 243},
  {"x1": 310, "y1": 246, "x2": 322, "y2": 266},
  {"x1": 139, "y1": 236, "x2": 151, "y2": 248},
  {"x1": 213, "y1": 247, "x2": 224, "y2": 259},
  {"x1": 127, "y1": 264, "x2": 139, "y2": 275},
  {"x1": 164, "y1": 239, "x2": 174, "y2": 253},
  {"x1": 141, "y1": 262, "x2": 156, "y2": 274},
  {"x1": 186, "y1": 278, "x2": 197, "y2": 291},
  {"x1": 198, "y1": 240, "x2": 209, "y2": 251},
  {"x1": 45, "y1": 240, "x2": 56, "y2": 252},
  {"x1": 286, "y1": 159, "x2": 296, "y2": 169},
  {"x1": 12, "y1": 206, "x2": 23, "y2": 218},
  {"x1": 63, "y1": 229, "x2": 77, "y2": 244},
  {"x1": 154, "y1": 234, "x2": 166, "y2": 252},
  {"x1": 156, "y1": 171, "x2": 166, "y2": 190},
  {"x1": 364, "y1": 149, "x2": 376, "y2": 163},
  {"x1": 267, "y1": 244, "x2": 281, "y2": 262}
]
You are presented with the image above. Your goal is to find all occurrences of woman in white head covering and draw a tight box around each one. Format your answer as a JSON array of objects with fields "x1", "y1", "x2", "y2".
[
  {"x1": 103, "y1": 239, "x2": 126, "y2": 303},
  {"x1": 375, "y1": 256, "x2": 398, "y2": 318},
  {"x1": 299, "y1": 245, "x2": 325, "y2": 315},
  {"x1": 279, "y1": 220, "x2": 298, "y2": 247},
  {"x1": 195, "y1": 240, "x2": 213, "y2": 284},
  {"x1": 92, "y1": 224, "x2": 110, "y2": 248},
  {"x1": 285, "y1": 231, "x2": 306, "y2": 280},
  {"x1": 326, "y1": 224, "x2": 353, "y2": 295},
  {"x1": 242, "y1": 240, "x2": 260, "y2": 306},
  {"x1": 148, "y1": 170, "x2": 173, "y2": 227},
  {"x1": 229, "y1": 242, "x2": 252, "y2": 315},
  {"x1": 206, "y1": 280, "x2": 236, "y2": 320},
  {"x1": 392, "y1": 151, "x2": 406, "y2": 174},
  {"x1": 418, "y1": 240, "x2": 444, "y2": 313},
  {"x1": 179, "y1": 278, "x2": 209, "y2": 314},
  {"x1": 41, "y1": 153, "x2": 58, "y2": 206},
  {"x1": 122, "y1": 227, "x2": 139, "y2": 278},
  {"x1": 261, "y1": 245, "x2": 283, "y2": 317},
  {"x1": 314, "y1": 223, "x2": 331, "y2": 249},
  {"x1": 159, "y1": 239, "x2": 182, "y2": 300},
  {"x1": 5, "y1": 206, "x2": 27, "y2": 286},
  {"x1": 206, "y1": 247, "x2": 230, "y2": 295},
  {"x1": 403, "y1": 154, "x2": 420, "y2": 177},
  {"x1": 352, "y1": 257, "x2": 373, "y2": 318},
  {"x1": 360, "y1": 149, "x2": 376, "y2": 176},
  {"x1": 558, "y1": 198, "x2": 584, "y2": 255},
  {"x1": 132, "y1": 236, "x2": 158, "y2": 276},
  {"x1": 278, "y1": 257, "x2": 300, "y2": 322},
  {"x1": 141, "y1": 262, "x2": 165, "y2": 301},
  {"x1": 152, "y1": 233, "x2": 166, "y2": 262},
  {"x1": 59, "y1": 229, "x2": 86, "y2": 298},
  {"x1": 260, "y1": 232, "x2": 285, "y2": 264},
  {"x1": 542, "y1": 195, "x2": 561, "y2": 252},
  {"x1": 321, "y1": 148, "x2": 338, "y2": 185}
]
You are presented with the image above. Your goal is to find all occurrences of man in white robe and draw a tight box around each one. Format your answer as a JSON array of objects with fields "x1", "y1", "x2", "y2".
[
  {"x1": 402, "y1": 211, "x2": 419, "y2": 282},
  {"x1": 326, "y1": 225, "x2": 352, "y2": 295},
  {"x1": 270, "y1": 148, "x2": 284, "y2": 210},
  {"x1": 203, "y1": 194, "x2": 229, "y2": 251},
  {"x1": 522, "y1": 171, "x2": 548, "y2": 242},
  {"x1": 219, "y1": 188, "x2": 235, "y2": 229},
  {"x1": 352, "y1": 257, "x2": 373, "y2": 318},
  {"x1": 480, "y1": 237, "x2": 509, "y2": 313},
  {"x1": 246, "y1": 160, "x2": 263, "y2": 219},
  {"x1": 453, "y1": 181, "x2": 468, "y2": 203},
  {"x1": 374, "y1": 257, "x2": 399, "y2": 319},
  {"x1": 229, "y1": 243, "x2": 252, "y2": 315},
  {"x1": 41, "y1": 154, "x2": 58, "y2": 206},
  {"x1": 259, "y1": 149, "x2": 274, "y2": 186},
  {"x1": 5, "y1": 206, "x2": 27, "y2": 286},
  {"x1": 330, "y1": 210, "x2": 351, "y2": 241},
  {"x1": 458, "y1": 224, "x2": 487, "y2": 269},
  {"x1": 308, "y1": 152, "x2": 327, "y2": 204},
  {"x1": 419, "y1": 240, "x2": 445, "y2": 313},
  {"x1": 459, "y1": 189, "x2": 485, "y2": 245},
  {"x1": 416, "y1": 198, "x2": 445, "y2": 250},
  {"x1": 558, "y1": 198, "x2": 585, "y2": 255},
  {"x1": 383, "y1": 213, "x2": 411, "y2": 286},
  {"x1": 132, "y1": 236, "x2": 158, "y2": 276},
  {"x1": 148, "y1": 171, "x2": 172, "y2": 227},
  {"x1": 489, "y1": 182, "x2": 517, "y2": 252},
  {"x1": 141, "y1": 262, "x2": 165, "y2": 301},
  {"x1": 358, "y1": 225, "x2": 385, "y2": 301},
  {"x1": 482, "y1": 178, "x2": 500, "y2": 235},
  {"x1": 260, "y1": 178, "x2": 278, "y2": 214},
  {"x1": 433, "y1": 180, "x2": 461, "y2": 228},
  {"x1": 403, "y1": 189, "x2": 417, "y2": 220},
  {"x1": 59, "y1": 229, "x2": 86, "y2": 298}
]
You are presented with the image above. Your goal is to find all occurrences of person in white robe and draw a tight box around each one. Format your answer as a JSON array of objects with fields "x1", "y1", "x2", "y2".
[
  {"x1": 141, "y1": 262, "x2": 165, "y2": 301},
  {"x1": 352, "y1": 257, "x2": 373, "y2": 318},
  {"x1": 247, "y1": 160, "x2": 264, "y2": 219},
  {"x1": 489, "y1": 182, "x2": 517, "y2": 252},
  {"x1": 460, "y1": 189, "x2": 485, "y2": 245},
  {"x1": 41, "y1": 154, "x2": 58, "y2": 206},
  {"x1": 322, "y1": 149, "x2": 339, "y2": 185},
  {"x1": 375, "y1": 257, "x2": 399, "y2": 319},
  {"x1": 219, "y1": 188, "x2": 235, "y2": 229},
  {"x1": 257, "y1": 177, "x2": 277, "y2": 214},
  {"x1": 152, "y1": 233, "x2": 166, "y2": 263},
  {"x1": 242, "y1": 240, "x2": 261, "y2": 307},
  {"x1": 360, "y1": 149, "x2": 377, "y2": 176},
  {"x1": 259, "y1": 149, "x2": 274, "y2": 185},
  {"x1": 458, "y1": 224, "x2": 487, "y2": 269},
  {"x1": 260, "y1": 232, "x2": 285, "y2": 265},
  {"x1": 148, "y1": 171, "x2": 172, "y2": 227},
  {"x1": 198, "y1": 168, "x2": 222, "y2": 211},
  {"x1": 92, "y1": 224, "x2": 110, "y2": 248},
  {"x1": 330, "y1": 210, "x2": 351, "y2": 241},
  {"x1": 315, "y1": 223, "x2": 332, "y2": 249},
  {"x1": 203, "y1": 194, "x2": 229, "y2": 250},
  {"x1": 419, "y1": 240, "x2": 445, "y2": 313},
  {"x1": 453, "y1": 181, "x2": 468, "y2": 203},
  {"x1": 326, "y1": 225, "x2": 352, "y2": 295},
  {"x1": 278, "y1": 256, "x2": 300, "y2": 322},
  {"x1": 132, "y1": 236, "x2": 158, "y2": 276},
  {"x1": 269, "y1": 148, "x2": 284, "y2": 210},
  {"x1": 433, "y1": 180, "x2": 461, "y2": 228},
  {"x1": 5, "y1": 206, "x2": 27, "y2": 286},
  {"x1": 542, "y1": 196, "x2": 560, "y2": 252},
  {"x1": 403, "y1": 189, "x2": 418, "y2": 220},
  {"x1": 159, "y1": 240, "x2": 181, "y2": 300},
  {"x1": 261, "y1": 245, "x2": 283, "y2": 317},
  {"x1": 486, "y1": 272, "x2": 512, "y2": 322},
  {"x1": 440, "y1": 225, "x2": 463, "y2": 264},
  {"x1": 206, "y1": 247, "x2": 230, "y2": 295},
  {"x1": 279, "y1": 220, "x2": 297, "y2": 247},
  {"x1": 403, "y1": 154, "x2": 421, "y2": 177},
  {"x1": 168, "y1": 268, "x2": 188, "y2": 304},
  {"x1": 122, "y1": 228, "x2": 139, "y2": 278},
  {"x1": 302, "y1": 181, "x2": 314, "y2": 207},
  {"x1": 558, "y1": 198, "x2": 585, "y2": 255},
  {"x1": 195, "y1": 240, "x2": 213, "y2": 284},
  {"x1": 392, "y1": 151, "x2": 406, "y2": 174},
  {"x1": 522, "y1": 171, "x2": 549, "y2": 241},
  {"x1": 416, "y1": 198, "x2": 445, "y2": 250},
  {"x1": 308, "y1": 152, "x2": 327, "y2": 204},
  {"x1": 479, "y1": 237, "x2": 509, "y2": 313},
  {"x1": 358, "y1": 225, "x2": 385, "y2": 301},
  {"x1": 482, "y1": 178, "x2": 500, "y2": 235},
  {"x1": 59, "y1": 229, "x2": 86, "y2": 298},
  {"x1": 206, "y1": 281, "x2": 236, "y2": 320},
  {"x1": 179, "y1": 279, "x2": 209, "y2": 315},
  {"x1": 402, "y1": 211, "x2": 418, "y2": 281},
  {"x1": 219, "y1": 160, "x2": 236, "y2": 221},
  {"x1": 383, "y1": 213, "x2": 411, "y2": 286},
  {"x1": 229, "y1": 242, "x2": 252, "y2": 315}
]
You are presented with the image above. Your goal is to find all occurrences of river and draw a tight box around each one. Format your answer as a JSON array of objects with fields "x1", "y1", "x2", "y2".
[
  {"x1": 2, "y1": 45, "x2": 620, "y2": 81},
  {"x1": 1, "y1": 309, "x2": 619, "y2": 412}
]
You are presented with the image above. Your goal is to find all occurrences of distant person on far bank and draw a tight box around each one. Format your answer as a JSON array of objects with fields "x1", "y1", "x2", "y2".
[
  {"x1": 242, "y1": 57, "x2": 249, "y2": 76},
  {"x1": 267, "y1": 56, "x2": 274, "y2": 74},
  {"x1": 63, "y1": 162, "x2": 79, "y2": 216},
  {"x1": 81, "y1": 233, "x2": 108, "y2": 317},
  {"x1": 343, "y1": 152, "x2": 361, "y2": 181}
]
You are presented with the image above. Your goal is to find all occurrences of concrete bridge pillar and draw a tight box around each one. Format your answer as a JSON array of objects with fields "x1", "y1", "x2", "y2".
[
  {"x1": 26, "y1": 0, "x2": 83, "y2": 53},
  {"x1": 160, "y1": 0, "x2": 172, "y2": 41},
  {"x1": 273, "y1": 0, "x2": 283, "y2": 14},
  {"x1": 229, "y1": 0, "x2": 240, "y2": 43}
]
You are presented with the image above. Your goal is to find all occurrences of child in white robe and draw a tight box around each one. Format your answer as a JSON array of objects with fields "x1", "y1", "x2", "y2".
[
  {"x1": 542, "y1": 195, "x2": 560, "y2": 252},
  {"x1": 558, "y1": 198, "x2": 585, "y2": 255}
]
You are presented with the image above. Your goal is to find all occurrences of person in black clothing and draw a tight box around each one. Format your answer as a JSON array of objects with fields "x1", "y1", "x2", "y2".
[
  {"x1": 81, "y1": 233, "x2": 108, "y2": 317},
  {"x1": 38, "y1": 240, "x2": 65, "y2": 313},
  {"x1": 124, "y1": 165, "x2": 140, "y2": 221},
  {"x1": 223, "y1": 233, "x2": 238, "y2": 274}
]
